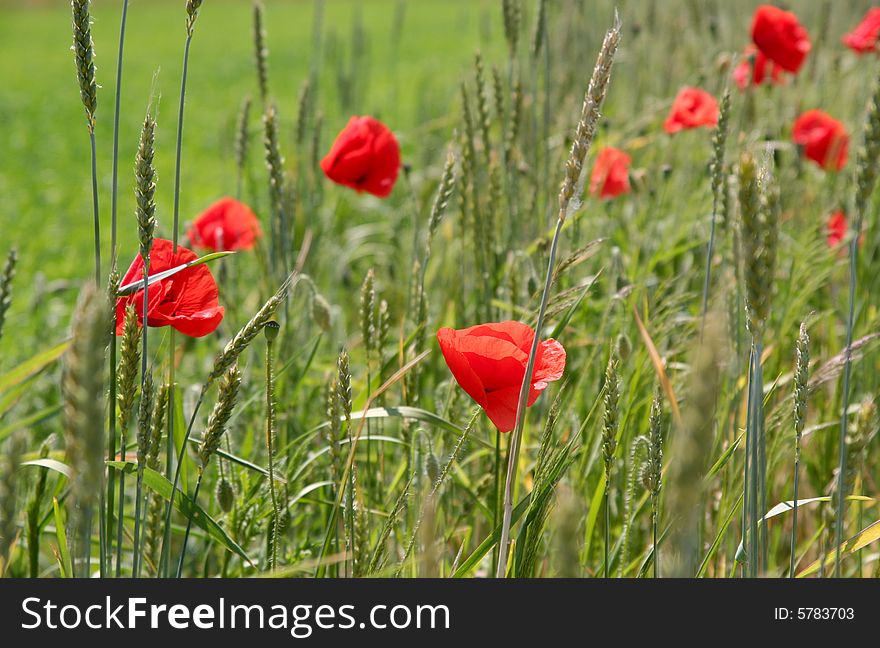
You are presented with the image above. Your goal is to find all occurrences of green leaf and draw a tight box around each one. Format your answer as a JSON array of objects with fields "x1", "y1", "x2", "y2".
[
  {"x1": 452, "y1": 494, "x2": 533, "y2": 577},
  {"x1": 0, "y1": 404, "x2": 62, "y2": 443},
  {"x1": 763, "y1": 495, "x2": 872, "y2": 521},
  {"x1": 698, "y1": 494, "x2": 742, "y2": 577},
  {"x1": 116, "y1": 251, "x2": 234, "y2": 295},
  {"x1": 309, "y1": 406, "x2": 469, "y2": 438},
  {"x1": 21, "y1": 458, "x2": 72, "y2": 479},
  {"x1": 172, "y1": 389, "x2": 189, "y2": 492},
  {"x1": 550, "y1": 273, "x2": 599, "y2": 338},
  {"x1": 798, "y1": 518, "x2": 880, "y2": 578},
  {"x1": 582, "y1": 472, "x2": 607, "y2": 561},
  {"x1": 291, "y1": 435, "x2": 405, "y2": 483},
  {"x1": 0, "y1": 341, "x2": 69, "y2": 394},
  {"x1": 705, "y1": 434, "x2": 742, "y2": 480},
  {"x1": 187, "y1": 436, "x2": 280, "y2": 480},
  {"x1": 107, "y1": 461, "x2": 252, "y2": 566},
  {"x1": 52, "y1": 497, "x2": 72, "y2": 578}
]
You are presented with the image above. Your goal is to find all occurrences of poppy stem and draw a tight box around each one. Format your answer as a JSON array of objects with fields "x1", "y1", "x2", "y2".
[
  {"x1": 491, "y1": 428, "x2": 501, "y2": 574},
  {"x1": 496, "y1": 216, "x2": 563, "y2": 578}
]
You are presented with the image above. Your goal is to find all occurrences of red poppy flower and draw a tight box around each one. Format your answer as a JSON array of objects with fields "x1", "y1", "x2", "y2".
[
  {"x1": 844, "y1": 8, "x2": 880, "y2": 54},
  {"x1": 437, "y1": 321, "x2": 566, "y2": 432},
  {"x1": 826, "y1": 210, "x2": 865, "y2": 250},
  {"x1": 115, "y1": 238, "x2": 224, "y2": 338},
  {"x1": 827, "y1": 210, "x2": 848, "y2": 248},
  {"x1": 663, "y1": 87, "x2": 719, "y2": 134},
  {"x1": 187, "y1": 197, "x2": 262, "y2": 252},
  {"x1": 320, "y1": 116, "x2": 401, "y2": 198},
  {"x1": 590, "y1": 147, "x2": 631, "y2": 199},
  {"x1": 750, "y1": 4, "x2": 810, "y2": 73},
  {"x1": 792, "y1": 110, "x2": 849, "y2": 171},
  {"x1": 733, "y1": 44, "x2": 785, "y2": 90}
]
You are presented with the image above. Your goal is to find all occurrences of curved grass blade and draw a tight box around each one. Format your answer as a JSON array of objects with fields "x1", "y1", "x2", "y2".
[
  {"x1": 52, "y1": 497, "x2": 72, "y2": 578},
  {"x1": 0, "y1": 404, "x2": 62, "y2": 443},
  {"x1": 797, "y1": 518, "x2": 880, "y2": 578},
  {"x1": 108, "y1": 461, "x2": 252, "y2": 566},
  {"x1": 0, "y1": 341, "x2": 70, "y2": 394},
  {"x1": 21, "y1": 458, "x2": 72, "y2": 479},
  {"x1": 116, "y1": 251, "x2": 234, "y2": 296}
]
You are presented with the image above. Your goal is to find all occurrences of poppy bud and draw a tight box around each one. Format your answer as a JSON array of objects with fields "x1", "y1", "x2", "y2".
[
  {"x1": 425, "y1": 450, "x2": 440, "y2": 486},
  {"x1": 616, "y1": 333, "x2": 632, "y2": 361},
  {"x1": 215, "y1": 477, "x2": 236, "y2": 513},
  {"x1": 264, "y1": 320, "x2": 280, "y2": 342},
  {"x1": 312, "y1": 294, "x2": 333, "y2": 332}
]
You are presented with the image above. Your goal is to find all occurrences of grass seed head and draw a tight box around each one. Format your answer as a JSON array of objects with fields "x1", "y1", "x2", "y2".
[
  {"x1": 185, "y1": 0, "x2": 204, "y2": 36},
  {"x1": 71, "y1": 0, "x2": 97, "y2": 132},
  {"x1": 63, "y1": 283, "x2": 108, "y2": 521},
  {"x1": 117, "y1": 305, "x2": 141, "y2": 431},
  {"x1": 855, "y1": 68, "x2": 880, "y2": 220},
  {"x1": 558, "y1": 14, "x2": 621, "y2": 221},
  {"x1": 0, "y1": 248, "x2": 17, "y2": 345},
  {"x1": 235, "y1": 96, "x2": 252, "y2": 178},
  {"x1": 135, "y1": 114, "x2": 157, "y2": 263},
  {"x1": 136, "y1": 370, "x2": 155, "y2": 468},
  {"x1": 794, "y1": 322, "x2": 810, "y2": 440},
  {"x1": 253, "y1": 2, "x2": 269, "y2": 104},
  {"x1": 198, "y1": 365, "x2": 242, "y2": 469}
]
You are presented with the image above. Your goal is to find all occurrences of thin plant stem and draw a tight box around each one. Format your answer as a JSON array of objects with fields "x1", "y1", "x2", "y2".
[
  {"x1": 115, "y1": 429, "x2": 127, "y2": 576},
  {"x1": 492, "y1": 428, "x2": 500, "y2": 574},
  {"x1": 88, "y1": 131, "x2": 101, "y2": 286},
  {"x1": 159, "y1": 387, "x2": 205, "y2": 577},
  {"x1": 700, "y1": 205, "x2": 718, "y2": 338},
  {"x1": 105, "y1": 1, "x2": 128, "y2": 578},
  {"x1": 131, "y1": 263, "x2": 149, "y2": 577},
  {"x1": 652, "y1": 497, "x2": 659, "y2": 578},
  {"x1": 161, "y1": 20, "x2": 194, "y2": 578},
  {"x1": 106, "y1": 333, "x2": 117, "y2": 577},
  {"x1": 172, "y1": 35, "x2": 192, "y2": 253},
  {"x1": 790, "y1": 449, "x2": 800, "y2": 577},
  {"x1": 266, "y1": 335, "x2": 280, "y2": 572},
  {"x1": 110, "y1": 0, "x2": 128, "y2": 265},
  {"x1": 496, "y1": 216, "x2": 563, "y2": 578},
  {"x1": 175, "y1": 470, "x2": 204, "y2": 578},
  {"x1": 835, "y1": 231, "x2": 860, "y2": 577},
  {"x1": 604, "y1": 485, "x2": 610, "y2": 578}
]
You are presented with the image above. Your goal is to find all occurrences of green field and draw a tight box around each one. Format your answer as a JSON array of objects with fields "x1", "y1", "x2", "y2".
[{"x1": 1, "y1": 0, "x2": 880, "y2": 580}]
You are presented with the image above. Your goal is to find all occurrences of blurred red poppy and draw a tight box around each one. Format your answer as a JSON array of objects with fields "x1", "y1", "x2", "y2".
[
  {"x1": 115, "y1": 238, "x2": 224, "y2": 338},
  {"x1": 792, "y1": 110, "x2": 849, "y2": 171},
  {"x1": 751, "y1": 4, "x2": 810, "y2": 73},
  {"x1": 188, "y1": 197, "x2": 262, "y2": 252},
  {"x1": 827, "y1": 210, "x2": 848, "y2": 248},
  {"x1": 590, "y1": 147, "x2": 631, "y2": 199},
  {"x1": 320, "y1": 116, "x2": 401, "y2": 197},
  {"x1": 843, "y1": 8, "x2": 880, "y2": 54},
  {"x1": 826, "y1": 210, "x2": 865, "y2": 249},
  {"x1": 663, "y1": 87, "x2": 719, "y2": 134},
  {"x1": 437, "y1": 321, "x2": 566, "y2": 432},
  {"x1": 733, "y1": 44, "x2": 784, "y2": 90}
]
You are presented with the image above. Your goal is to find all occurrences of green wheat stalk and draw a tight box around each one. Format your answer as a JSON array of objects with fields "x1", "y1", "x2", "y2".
[{"x1": 496, "y1": 12, "x2": 620, "y2": 578}]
